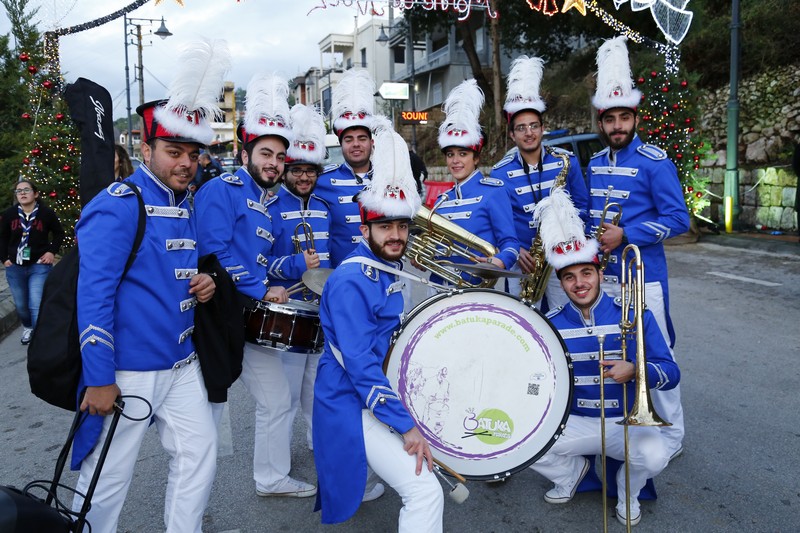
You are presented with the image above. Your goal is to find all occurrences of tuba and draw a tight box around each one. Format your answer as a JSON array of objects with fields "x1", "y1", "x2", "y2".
[
  {"x1": 519, "y1": 147, "x2": 571, "y2": 303},
  {"x1": 407, "y1": 205, "x2": 499, "y2": 288}
]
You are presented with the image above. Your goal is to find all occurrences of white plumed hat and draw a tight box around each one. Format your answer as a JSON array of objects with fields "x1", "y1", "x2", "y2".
[
  {"x1": 239, "y1": 73, "x2": 292, "y2": 147},
  {"x1": 331, "y1": 68, "x2": 375, "y2": 137},
  {"x1": 533, "y1": 187, "x2": 599, "y2": 271},
  {"x1": 286, "y1": 104, "x2": 326, "y2": 166},
  {"x1": 438, "y1": 79, "x2": 485, "y2": 152},
  {"x1": 591, "y1": 36, "x2": 642, "y2": 114},
  {"x1": 140, "y1": 38, "x2": 231, "y2": 146},
  {"x1": 503, "y1": 55, "x2": 547, "y2": 120},
  {"x1": 356, "y1": 116, "x2": 421, "y2": 223}
]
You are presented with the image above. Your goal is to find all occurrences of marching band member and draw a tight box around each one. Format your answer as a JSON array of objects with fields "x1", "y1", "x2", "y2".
[
  {"x1": 71, "y1": 39, "x2": 228, "y2": 532},
  {"x1": 196, "y1": 74, "x2": 317, "y2": 498},
  {"x1": 430, "y1": 79, "x2": 519, "y2": 286},
  {"x1": 313, "y1": 125, "x2": 444, "y2": 532},
  {"x1": 529, "y1": 188, "x2": 680, "y2": 526},
  {"x1": 266, "y1": 103, "x2": 330, "y2": 451},
  {"x1": 588, "y1": 37, "x2": 690, "y2": 459},
  {"x1": 490, "y1": 55, "x2": 589, "y2": 308},
  {"x1": 314, "y1": 69, "x2": 375, "y2": 267}
]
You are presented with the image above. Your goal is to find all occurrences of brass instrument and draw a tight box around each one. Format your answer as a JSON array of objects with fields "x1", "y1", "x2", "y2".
[
  {"x1": 519, "y1": 148, "x2": 571, "y2": 303},
  {"x1": 292, "y1": 221, "x2": 316, "y2": 301},
  {"x1": 596, "y1": 186, "x2": 623, "y2": 271},
  {"x1": 599, "y1": 244, "x2": 670, "y2": 532},
  {"x1": 407, "y1": 205, "x2": 499, "y2": 288}
]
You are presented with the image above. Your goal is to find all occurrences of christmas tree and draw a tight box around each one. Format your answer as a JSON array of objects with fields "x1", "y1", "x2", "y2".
[
  {"x1": 17, "y1": 34, "x2": 81, "y2": 246},
  {"x1": 634, "y1": 69, "x2": 712, "y2": 225}
]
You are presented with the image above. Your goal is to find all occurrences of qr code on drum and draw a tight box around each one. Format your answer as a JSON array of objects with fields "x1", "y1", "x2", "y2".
[{"x1": 527, "y1": 383, "x2": 540, "y2": 396}]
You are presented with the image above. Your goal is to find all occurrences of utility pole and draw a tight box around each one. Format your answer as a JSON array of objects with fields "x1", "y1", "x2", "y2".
[{"x1": 724, "y1": 0, "x2": 741, "y2": 232}]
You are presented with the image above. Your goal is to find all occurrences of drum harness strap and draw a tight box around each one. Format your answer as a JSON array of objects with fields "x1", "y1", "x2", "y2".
[{"x1": 340, "y1": 257, "x2": 451, "y2": 293}]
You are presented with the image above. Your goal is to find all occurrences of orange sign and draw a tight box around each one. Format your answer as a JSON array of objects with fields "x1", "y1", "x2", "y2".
[{"x1": 400, "y1": 111, "x2": 429, "y2": 124}]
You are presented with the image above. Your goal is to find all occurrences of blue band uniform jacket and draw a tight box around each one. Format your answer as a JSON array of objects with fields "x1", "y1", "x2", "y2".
[
  {"x1": 312, "y1": 242, "x2": 414, "y2": 524},
  {"x1": 490, "y1": 147, "x2": 590, "y2": 249},
  {"x1": 195, "y1": 168, "x2": 275, "y2": 301},
  {"x1": 430, "y1": 170, "x2": 520, "y2": 285},
  {"x1": 265, "y1": 184, "x2": 331, "y2": 293},
  {"x1": 73, "y1": 166, "x2": 201, "y2": 468},
  {"x1": 587, "y1": 136, "x2": 690, "y2": 343},
  {"x1": 314, "y1": 162, "x2": 371, "y2": 267},
  {"x1": 547, "y1": 291, "x2": 680, "y2": 419}
]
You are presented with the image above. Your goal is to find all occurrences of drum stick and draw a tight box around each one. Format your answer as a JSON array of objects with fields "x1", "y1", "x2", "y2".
[
  {"x1": 285, "y1": 282, "x2": 305, "y2": 296},
  {"x1": 433, "y1": 464, "x2": 470, "y2": 504},
  {"x1": 432, "y1": 457, "x2": 467, "y2": 484}
]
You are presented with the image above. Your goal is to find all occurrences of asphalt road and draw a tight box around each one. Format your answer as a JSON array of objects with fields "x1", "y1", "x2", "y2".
[{"x1": 1, "y1": 240, "x2": 798, "y2": 532}]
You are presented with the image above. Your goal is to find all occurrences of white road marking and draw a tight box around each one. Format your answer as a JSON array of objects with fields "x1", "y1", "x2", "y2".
[{"x1": 706, "y1": 271, "x2": 781, "y2": 286}]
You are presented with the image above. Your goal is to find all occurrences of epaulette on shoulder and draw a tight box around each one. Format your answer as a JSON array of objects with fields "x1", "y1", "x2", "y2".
[
  {"x1": 545, "y1": 305, "x2": 565, "y2": 319},
  {"x1": 591, "y1": 147, "x2": 610, "y2": 159},
  {"x1": 221, "y1": 173, "x2": 243, "y2": 185},
  {"x1": 361, "y1": 263, "x2": 379, "y2": 282},
  {"x1": 107, "y1": 182, "x2": 137, "y2": 197},
  {"x1": 637, "y1": 144, "x2": 667, "y2": 161},
  {"x1": 547, "y1": 145, "x2": 574, "y2": 156},
  {"x1": 322, "y1": 163, "x2": 340, "y2": 174},
  {"x1": 492, "y1": 153, "x2": 514, "y2": 170},
  {"x1": 479, "y1": 177, "x2": 504, "y2": 187}
]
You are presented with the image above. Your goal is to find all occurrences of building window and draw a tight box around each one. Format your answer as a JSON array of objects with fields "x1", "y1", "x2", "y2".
[
  {"x1": 322, "y1": 87, "x2": 331, "y2": 116},
  {"x1": 346, "y1": 57, "x2": 352, "y2": 69},
  {"x1": 360, "y1": 48, "x2": 367, "y2": 68},
  {"x1": 432, "y1": 82, "x2": 443, "y2": 105},
  {"x1": 475, "y1": 27, "x2": 484, "y2": 52},
  {"x1": 394, "y1": 46, "x2": 405, "y2": 64}
]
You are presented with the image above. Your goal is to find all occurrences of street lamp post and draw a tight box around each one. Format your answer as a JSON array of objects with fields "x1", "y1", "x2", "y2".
[
  {"x1": 377, "y1": 20, "x2": 417, "y2": 152},
  {"x1": 123, "y1": 15, "x2": 172, "y2": 156}
]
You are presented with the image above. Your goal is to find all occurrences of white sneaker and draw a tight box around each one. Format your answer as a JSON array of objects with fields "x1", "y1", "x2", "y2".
[
  {"x1": 615, "y1": 507, "x2": 642, "y2": 526},
  {"x1": 669, "y1": 445, "x2": 684, "y2": 461},
  {"x1": 543, "y1": 457, "x2": 590, "y2": 504},
  {"x1": 362, "y1": 482, "x2": 385, "y2": 502},
  {"x1": 20, "y1": 328, "x2": 33, "y2": 345},
  {"x1": 256, "y1": 477, "x2": 317, "y2": 498}
]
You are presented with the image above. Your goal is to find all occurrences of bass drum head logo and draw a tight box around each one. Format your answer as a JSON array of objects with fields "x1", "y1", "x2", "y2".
[{"x1": 464, "y1": 408, "x2": 514, "y2": 445}]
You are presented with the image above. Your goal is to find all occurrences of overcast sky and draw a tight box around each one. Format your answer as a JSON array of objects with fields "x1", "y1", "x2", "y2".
[{"x1": 0, "y1": 0, "x2": 382, "y2": 119}]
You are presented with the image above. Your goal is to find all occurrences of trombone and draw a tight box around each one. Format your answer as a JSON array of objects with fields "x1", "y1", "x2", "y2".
[{"x1": 598, "y1": 244, "x2": 670, "y2": 532}]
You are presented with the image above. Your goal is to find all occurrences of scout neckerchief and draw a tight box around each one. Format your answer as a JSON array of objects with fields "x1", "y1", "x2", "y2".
[{"x1": 16, "y1": 202, "x2": 38, "y2": 265}]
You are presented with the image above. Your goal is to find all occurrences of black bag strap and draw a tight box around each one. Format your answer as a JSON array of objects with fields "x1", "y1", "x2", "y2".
[{"x1": 121, "y1": 180, "x2": 146, "y2": 277}]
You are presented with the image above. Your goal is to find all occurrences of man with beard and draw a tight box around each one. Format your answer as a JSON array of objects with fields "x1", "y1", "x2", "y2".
[
  {"x1": 71, "y1": 39, "x2": 226, "y2": 532},
  {"x1": 314, "y1": 69, "x2": 376, "y2": 267},
  {"x1": 313, "y1": 127, "x2": 444, "y2": 532},
  {"x1": 528, "y1": 188, "x2": 679, "y2": 527},
  {"x1": 490, "y1": 56, "x2": 588, "y2": 308},
  {"x1": 263, "y1": 103, "x2": 331, "y2": 459},
  {"x1": 587, "y1": 37, "x2": 689, "y2": 460},
  {"x1": 196, "y1": 74, "x2": 317, "y2": 498}
]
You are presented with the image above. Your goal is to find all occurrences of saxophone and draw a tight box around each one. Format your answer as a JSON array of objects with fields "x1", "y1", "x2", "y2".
[{"x1": 519, "y1": 147, "x2": 571, "y2": 303}]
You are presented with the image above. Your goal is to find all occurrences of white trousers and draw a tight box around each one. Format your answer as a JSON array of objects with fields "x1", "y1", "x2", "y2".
[
  {"x1": 531, "y1": 415, "x2": 669, "y2": 516},
  {"x1": 280, "y1": 351, "x2": 321, "y2": 449},
  {"x1": 72, "y1": 360, "x2": 217, "y2": 533},
  {"x1": 506, "y1": 265, "x2": 569, "y2": 311},
  {"x1": 239, "y1": 342, "x2": 295, "y2": 490},
  {"x1": 361, "y1": 411, "x2": 444, "y2": 533},
  {"x1": 602, "y1": 280, "x2": 684, "y2": 456}
]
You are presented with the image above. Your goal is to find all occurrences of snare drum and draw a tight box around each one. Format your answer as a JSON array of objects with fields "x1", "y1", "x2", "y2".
[
  {"x1": 384, "y1": 289, "x2": 572, "y2": 480},
  {"x1": 244, "y1": 299, "x2": 323, "y2": 353}
]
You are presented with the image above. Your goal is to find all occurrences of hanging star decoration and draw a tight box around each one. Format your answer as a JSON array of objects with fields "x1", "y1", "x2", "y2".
[
  {"x1": 561, "y1": 0, "x2": 587, "y2": 16},
  {"x1": 612, "y1": 0, "x2": 693, "y2": 45}
]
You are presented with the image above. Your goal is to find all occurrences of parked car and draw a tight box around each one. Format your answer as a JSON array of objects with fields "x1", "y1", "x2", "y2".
[
  {"x1": 324, "y1": 133, "x2": 344, "y2": 166},
  {"x1": 219, "y1": 157, "x2": 237, "y2": 173}
]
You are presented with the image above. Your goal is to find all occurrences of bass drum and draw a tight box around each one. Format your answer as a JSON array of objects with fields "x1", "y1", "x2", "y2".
[{"x1": 384, "y1": 289, "x2": 572, "y2": 480}]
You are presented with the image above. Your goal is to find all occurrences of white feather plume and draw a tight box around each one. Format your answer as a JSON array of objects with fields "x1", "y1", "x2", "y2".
[
  {"x1": 438, "y1": 79, "x2": 484, "y2": 150},
  {"x1": 504, "y1": 55, "x2": 547, "y2": 117},
  {"x1": 331, "y1": 69, "x2": 375, "y2": 134},
  {"x1": 592, "y1": 36, "x2": 642, "y2": 111},
  {"x1": 287, "y1": 104, "x2": 326, "y2": 164},
  {"x1": 243, "y1": 73, "x2": 292, "y2": 143},
  {"x1": 359, "y1": 127, "x2": 421, "y2": 219},
  {"x1": 533, "y1": 188, "x2": 598, "y2": 270},
  {"x1": 154, "y1": 38, "x2": 231, "y2": 144}
]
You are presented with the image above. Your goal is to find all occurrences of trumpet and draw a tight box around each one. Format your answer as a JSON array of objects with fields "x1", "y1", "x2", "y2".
[
  {"x1": 599, "y1": 244, "x2": 669, "y2": 532},
  {"x1": 406, "y1": 205, "x2": 499, "y2": 288},
  {"x1": 596, "y1": 186, "x2": 622, "y2": 271},
  {"x1": 292, "y1": 221, "x2": 316, "y2": 301}
]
